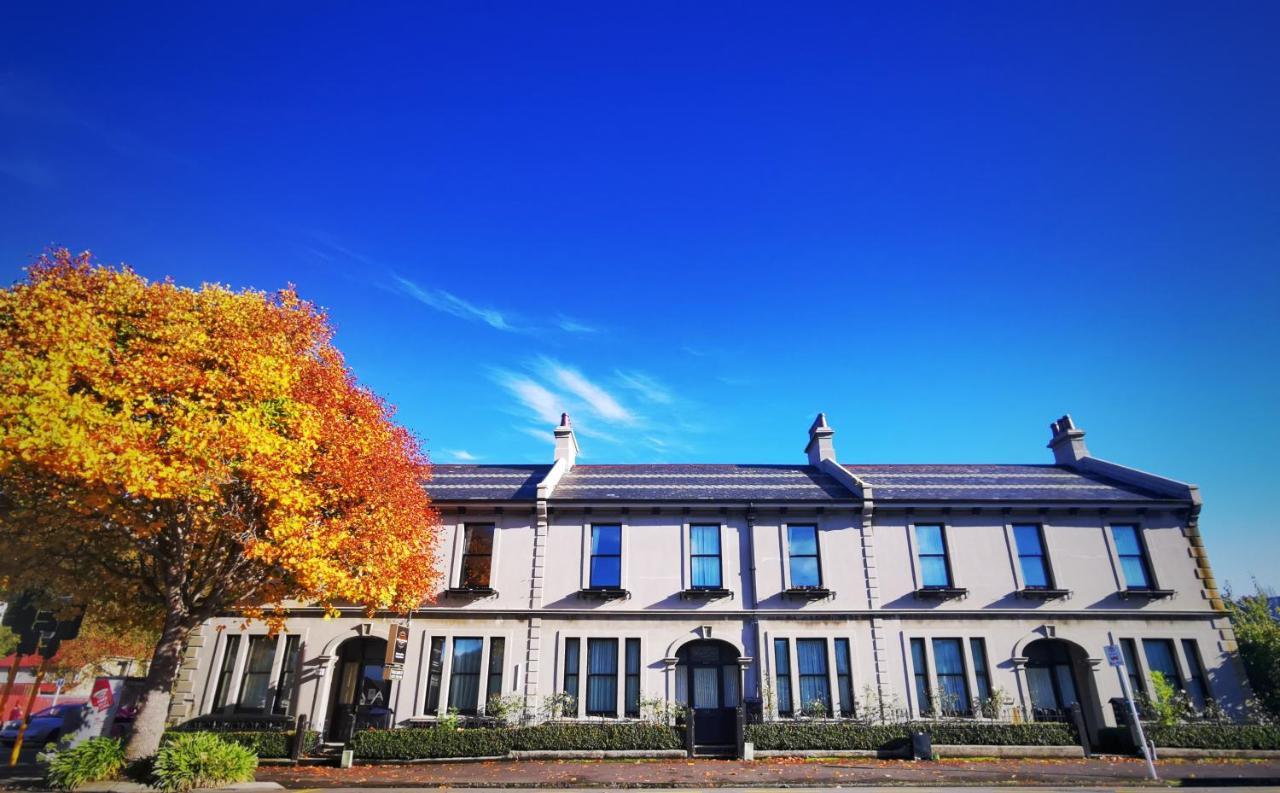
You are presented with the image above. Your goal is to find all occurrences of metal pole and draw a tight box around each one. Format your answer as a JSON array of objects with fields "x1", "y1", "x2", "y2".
[
  {"x1": 0, "y1": 653, "x2": 23, "y2": 720},
  {"x1": 1109, "y1": 632, "x2": 1156, "y2": 781},
  {"x1": 9, "y1": 656, "x2": 50, "y2": 766}
]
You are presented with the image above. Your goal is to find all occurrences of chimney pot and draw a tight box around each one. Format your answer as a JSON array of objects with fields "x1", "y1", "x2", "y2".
[
  {"x1": 554, "y1": 412, "x2": 579, "y2": 467},
  {"x1": 805, "y1": 412, "x2": 837, "y2": 465},
  {"x1": 1047, "y1": 413, "x2": 1089, "y2": 466}
]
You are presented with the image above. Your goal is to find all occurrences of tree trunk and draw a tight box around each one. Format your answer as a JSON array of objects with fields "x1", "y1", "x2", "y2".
[{"x1": 123, "y1": 609, "x2": 190, "y2": 760}]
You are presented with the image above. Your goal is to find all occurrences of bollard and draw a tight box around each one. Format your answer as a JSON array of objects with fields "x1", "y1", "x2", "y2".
[{"x1": 290, "y1": 713, "x2": 309, "y2": 761}]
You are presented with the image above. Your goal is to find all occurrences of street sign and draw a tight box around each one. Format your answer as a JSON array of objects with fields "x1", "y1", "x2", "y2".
[
  {"x1": 1104, "y1": 644, "x2": 1124, "y2": 667},
  {"x1": 385, "y1": 624, "x2": 409, "y2": 666}
]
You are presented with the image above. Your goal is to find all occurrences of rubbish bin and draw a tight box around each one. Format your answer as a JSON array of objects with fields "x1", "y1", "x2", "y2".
[{"x1": 910, "y1": 730, "x2": 932, "y2": 761}]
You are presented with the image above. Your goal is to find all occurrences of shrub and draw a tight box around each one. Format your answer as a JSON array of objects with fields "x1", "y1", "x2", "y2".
[
  {"x1": 746, "y1": 720, "x2": 1075, "y2": 750},
  {"x1": 1145, "y1": 722, "x2": 1280, "y2": 750},
  {"x1": 512, "y1": 723, "x2": 682, "y2": 751},
  {"x1": 351, "y1": 727, "x2": 513, "y2": 759},
  {"x1": 43, "y1": 737, "x2": 126, "y2": 791},
  {"x1": 151, "y1": 733, "x2": 258, "y2": 792},
  {"x1": 351, "y1": 722, "x2": 684, "y2": 759},
  {"x1": 164, "y1": 729, "x2": 318, "y2": 758}
]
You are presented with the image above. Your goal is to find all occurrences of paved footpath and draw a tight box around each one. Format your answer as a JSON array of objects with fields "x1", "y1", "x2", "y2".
[{"x1": 256, "y1": 757, "x2": 1280, "y2": 789}]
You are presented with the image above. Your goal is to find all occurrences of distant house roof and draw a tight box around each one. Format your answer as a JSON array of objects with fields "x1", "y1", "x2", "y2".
[
  {"x1": 425, "y1": 462, "x2": 1171, "y2": 503},
  {"x1": 426, "y1": 465, "x2": 551, "y2": 501},
  {"x1": 845, "y1": 464, "x2": 1167, "y2": 502},
  {"x1": 552, "y1": 464, "x2": 852, "y2": 502}
]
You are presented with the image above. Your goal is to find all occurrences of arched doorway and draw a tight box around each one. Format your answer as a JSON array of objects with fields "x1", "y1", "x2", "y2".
[
  {"x1": 326, "y1": 637, "x2": 391, "y2": 742},
  {"x1": 1023, "y1": 638, "x2": 1101, "y2": 742},
  {"x1": 675, "y1": 640, "x2": 741, "y2": 751}
]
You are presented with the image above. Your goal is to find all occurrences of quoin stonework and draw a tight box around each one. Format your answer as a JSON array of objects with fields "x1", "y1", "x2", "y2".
[{"x1": 170, "y1": 413, "x2": 1250, "y2": 752}]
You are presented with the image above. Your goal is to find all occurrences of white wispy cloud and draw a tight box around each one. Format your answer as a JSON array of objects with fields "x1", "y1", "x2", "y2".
[
  {"x1": 494, "y1": 371, "x2": 565, "y2": 424},
  {"x1": 548, "y1": 363, "x2": 634, "y2": 423},
  {"x1": 393, "y1": 274, "x2": 519, "y2": 332},
  {"x1": 616, "y1": 370, "x2": 673, "y2": 405},
  {"x1": 556, "y1": 314, "x2": 599, "y2": 334},
  {"x1": 444, "y1": 449, "x2": 479, "y2": 462}
]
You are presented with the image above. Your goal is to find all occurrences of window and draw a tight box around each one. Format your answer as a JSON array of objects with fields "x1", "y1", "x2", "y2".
[
  {"x1": 423, "y1": 637, "x2": 445, "y2": 714},
  {"x1": 796, "y1": 638, "x2": 831, "y2": 716},
  {"x1": 589, "y1": 525, "x2": 622, "y2": 589},
  {"x1": 1142, "y1": 639, "x2": 1183, "y2": 692},
  {"x1": 915, "y1": 524, "x2": 953, "y2": 588},
  {"x1": 586, "y1": 638, "x2": 618, "y2": 717},
  {"x1": 460, "y1": 524, "x2": 495, "y2": 588},
  {"x1": 625, "y1": 638, "x2": 641, "y2": 718},
  {"x1": 485, "y1": 638, "x2": 505, "y2": 709},
  {"x1": 1181, "y1": 639, "x2": 1210, "y2": 709},
  {"x1": 834, "y1": 638, "x2": 854, "y2": 717},
  {"x1": 236, "y1": 635, "x2": 276, "y2": 712},
  {"x1": 1120, "y1": 638, "x2": 1144, "y2": 697},
  {"x1": 211, "y1": 634, "x2": 241, "y2": 711},
  {"x1": 970, "y1": 638, "x2": 992, "y2": 705},
  {"x1": 447, "y1": 637, "x2": 484, "y2": 714},
  {"x1": 562, "y1": 638, "x2": 580, "y2": 715},
  {"x1": 690, "y1": 525, "x2": 722, "y2": 589},
  {"x1": 910, "y1": 638, "x2": 931, "y2": 716},
  {"x1": 774, "y1": 639, "x2": 793, "y2": 716},
  {"x1": 787, "y1": 525, "x2": 821, "y2": 588},
  {"x1": 1013, "y1": 524, "x2": 1052, "y2": 588},
  {"x1": 932, "y1": 638, "x2": 970, "y2": 716},
  {"x1": 272, "y1": 635, "x2": 301, "y2": 715},
  {"x1": 1112, "y1": 524, "x2": 1154, "y2": 590}
]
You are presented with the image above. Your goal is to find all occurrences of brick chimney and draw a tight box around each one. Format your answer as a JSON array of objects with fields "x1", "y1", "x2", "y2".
[
  {"x1": 554, "y1": 412, "x2": 579, "y2": 466},
  {"x1": 1047, "y1": 414, "x2": 1089, "y2": 466},
  {"x1": 805, "y1": 412, "x2": 837, "y2": 466}
]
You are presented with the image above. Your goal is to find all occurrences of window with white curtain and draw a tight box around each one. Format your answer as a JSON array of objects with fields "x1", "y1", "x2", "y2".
[
  {"x1": 796, "y1": 638, "x2": 831, "y2": 716},
  {"x1": 931, "y1": 638, "x2": 970, "y2": 716},
  {"x1": 447, "y1": 637, "x2": 484, "y2": 714},
  {"x1": 586, "y1": 638, "x2": 618, "y2": 716}
]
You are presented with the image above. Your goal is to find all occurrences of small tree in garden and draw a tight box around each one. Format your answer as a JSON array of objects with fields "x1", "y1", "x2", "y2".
[
  {"x1": 0, "y1": 251, "x2": 442, "y2": 760},
  {"x1": 1225, "y1": 584, "x2": 1280, "y2": 721}
]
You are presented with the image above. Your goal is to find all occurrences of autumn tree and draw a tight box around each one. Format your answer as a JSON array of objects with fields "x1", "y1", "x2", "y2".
[{"x1": 0, "y1": 251, "x2": 441, "y2": 758}]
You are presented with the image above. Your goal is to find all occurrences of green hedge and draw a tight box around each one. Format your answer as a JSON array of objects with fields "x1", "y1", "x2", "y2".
[
  {"x1": 351, "y1": 723, "x2": 684, "y2": 759},
  {"x1": 162, "y1": 730, "x2": 319, "y2": 758},
  {"x1": 513, "y1": 723, "x2": 683, "y2": 751},
  {"x1": 1145, "y1": 723, "x2": 1280, "y2": 750},
  {"x1": 745, "y1": 721, "x2": 1076, "y2": 751}
]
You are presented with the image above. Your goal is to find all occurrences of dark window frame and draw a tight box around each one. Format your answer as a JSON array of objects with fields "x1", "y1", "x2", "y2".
[
  {"x1": 910, "y1": 638, "x2": 932, "y2": 716},
  {"x1": 915, "y1": 523, "x2": 955, "y2": 589},
  {"x1": 625, "y1": 638, "x2": 641, "y2": 718},
  {"x1": 562, "y1": 637, "x2": 581, "y2": 716},
  {"x1": 931, "y1": 637, "x2": 972, "y2": 717},
  {"x1": 689, "y1": 524, "x2": 723, "y2": 589},
  {"x1": 1181, "y1": 639, "x2": 1211, "y2": 709},
  {"x1": 1142, "y1": 638, "x2": 1184, "y2": 692},
  {"x1": 423, "y1": 636, "x2": 445, "y2": 714},
  {"x1": 787, "y1": 524, "x2": 822, "y2": 588},
  {"x1": 271, "y1": 635, "x2": 301, "y2": 716},
  {"x1": 485, "y1": 637, "x2": 505, "y2": 709},
  {"x1": 1120, "y1": 638, "x2": 1144, "y2": 698},
  {"x1": 1112, "y1": 523, "x2": 1157, "y2": 591},
  {"x1": 834, "y1": 638, "x2": 854, "y2": 717},
  {"x1": 970, "y1": 637, "x2": 992, "y2": 706},
  {"x1": 773, "y1": 638, "x2": 793, "y2": 717},
  {"x1": 459, "y1": 523, "x2": 495, "y2": 589},
  {"x1": 589, "y1": 524, "x2": 623, "y2": 589},
  {"x1": 795, "y1": 638, "x2": 832, "y2": 717},
  {"x1": 1012, "y1": 523, "x2": 1055, "y2": 589},
  {"x1": 211, "y1": 634, "x2": 241, "y2": 712}
]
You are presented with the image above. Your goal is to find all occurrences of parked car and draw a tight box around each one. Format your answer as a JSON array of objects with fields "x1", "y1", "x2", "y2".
[{"x1": 0, "y1": 705, "x2": 85, "y2": 747}]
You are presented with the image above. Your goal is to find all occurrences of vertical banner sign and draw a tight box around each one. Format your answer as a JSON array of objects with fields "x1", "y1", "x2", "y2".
[{"x1": 386, "y1": 625, "x2": 410, "y2": 666}]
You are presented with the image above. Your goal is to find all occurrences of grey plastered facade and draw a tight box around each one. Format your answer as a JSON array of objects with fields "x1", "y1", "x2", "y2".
[{"x1": 171, "y1": 413, "x2": 1251, "y2": 748}]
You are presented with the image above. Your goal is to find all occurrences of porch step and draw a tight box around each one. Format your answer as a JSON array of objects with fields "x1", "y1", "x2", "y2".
[{"x1": 692, "y1": 744, "x2": 736, "y2": 758}]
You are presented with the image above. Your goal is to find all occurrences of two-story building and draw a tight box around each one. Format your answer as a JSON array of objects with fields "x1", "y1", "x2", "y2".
[{"x1": 168, "y1": 413, "x2": 1250, "y2": 752}]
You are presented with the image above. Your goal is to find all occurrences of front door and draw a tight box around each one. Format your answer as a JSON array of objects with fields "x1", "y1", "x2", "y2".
[
  {"x1": 681, "y1": 641, "x2": 739, "y2": 749},
  {"x1": 326, "y1": 638, "x2": 391, "y2": 742}
]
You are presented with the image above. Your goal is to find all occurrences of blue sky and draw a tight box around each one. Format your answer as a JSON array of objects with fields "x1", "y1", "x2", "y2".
[{"x1": 2, "y1": 3, "x2": 1278, "y2": 590}]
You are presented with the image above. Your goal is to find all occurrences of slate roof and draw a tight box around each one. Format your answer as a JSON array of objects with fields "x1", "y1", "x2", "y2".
[
  {"x1": 551, "y1": 464, "x2": 852, "y2": 502},
  {"x1": 845, "y1": 464, "x2": 1166, "y2": 502},
  {"x1": 425, "y1": 463, "x2": 1173, "y2": 503},
  {"x1": 426, "y1": 465, "x2": 550, "y2": 501}
]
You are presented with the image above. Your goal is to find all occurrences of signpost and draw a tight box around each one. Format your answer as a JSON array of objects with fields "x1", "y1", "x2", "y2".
[{"x1": 1105, "y1": 634, "x2": 1157, "y2": 781}]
